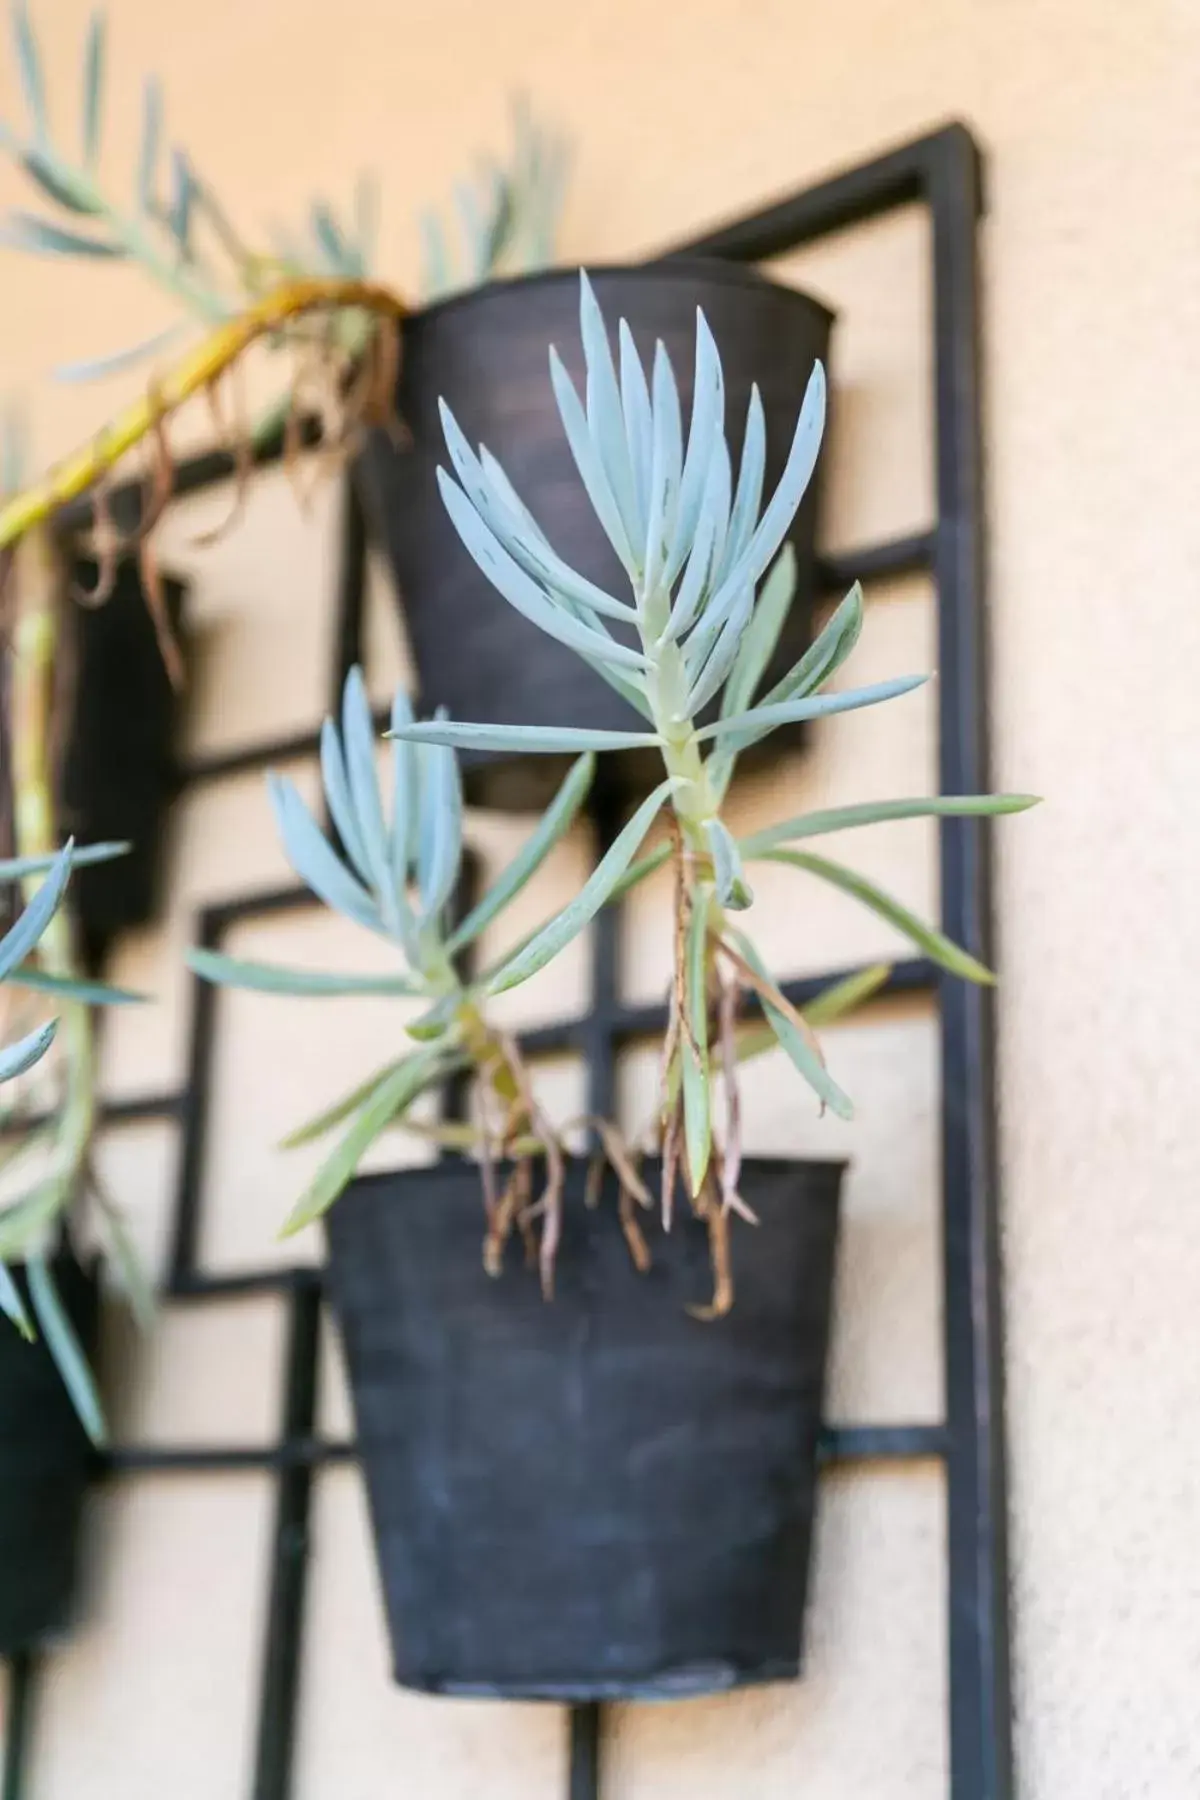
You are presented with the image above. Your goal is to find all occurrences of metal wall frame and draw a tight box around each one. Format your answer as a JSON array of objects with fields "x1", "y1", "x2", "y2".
[{"x1": 2, "y1": 119, "x2": 1011, "y2": 1800}]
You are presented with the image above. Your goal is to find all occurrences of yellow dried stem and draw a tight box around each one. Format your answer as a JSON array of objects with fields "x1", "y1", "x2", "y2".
[{"x1": 0, "y1": 279, "x2": 409, "y2": 552}]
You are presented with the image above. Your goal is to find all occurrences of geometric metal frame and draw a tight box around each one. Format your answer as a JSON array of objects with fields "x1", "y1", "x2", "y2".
[{"x1": 2, "y1": 118, "x2": 1012, "y2": 1800}]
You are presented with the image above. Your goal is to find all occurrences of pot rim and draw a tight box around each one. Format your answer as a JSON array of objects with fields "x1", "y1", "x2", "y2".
[
  {"x1": 343, "y1": 1152, "x2": 849, "y2": 1196},
  {"x1": 404, "y1": 256, "x2": 837, "y2": 334}
]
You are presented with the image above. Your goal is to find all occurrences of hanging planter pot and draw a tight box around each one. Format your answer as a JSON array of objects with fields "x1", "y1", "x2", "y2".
[
  {"x1": 324, "y1": 1154, "x2": 842, "y2": 1699},
  {"x1": 58, "y1": 556, "x2": 187, "y2": 962},
  {"x1": 0, "y1": 1253, "x2": 98, "y2": 1654},
  {"x1": 358, "y1": 260, "x2": 834, "y2": 809}
]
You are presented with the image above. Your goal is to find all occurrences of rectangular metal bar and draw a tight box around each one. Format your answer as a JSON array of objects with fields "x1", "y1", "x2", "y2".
[
  {"x1": 1, "y1": 1655, "x2": 37, "y2": 1800},
  {"x1": 568, "y1": 1702, "x2": 602, "y2": 1800},
  {"x1": 818, "y1": 530, "x2": 933, "y2": 595},
  {"x1": 165, "y1": 920, "x2": 222, "y2": 1293},
  {"x1": 328, "y1": 476, "x2": 369, "y2": 711},
  {"x1": 665, "y1": 125, "x2": 964, "y2": 262},
  {"x1": 97, "y1": 1426, "x2": 943, "y2": 1480},
  {"x1": 250, "y1": 1282, "x2": 322, "y2": 1800},
  {"x1": 820, "y1": 1423, "x2": 947, "y2": 1464},
  {"x1": 170, "y1": 1267, "x2": 318, "y2": 1302},
  {"x1": 98, "y1": 1437, "x2": 355, "y2": 1477},
  {"x1": 611, "y1": 957, "x2": 934, "y2": 1044},
  {"x1": 922, "y1": 126, "x2": 1014, "y2": 1800}
]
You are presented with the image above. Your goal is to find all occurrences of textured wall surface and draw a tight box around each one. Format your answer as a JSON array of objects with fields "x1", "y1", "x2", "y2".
[{"x1": 1, "y1": 1, "x2": 1198, "y2": 1795}]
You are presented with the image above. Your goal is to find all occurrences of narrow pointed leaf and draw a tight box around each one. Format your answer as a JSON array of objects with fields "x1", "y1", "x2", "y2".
[
  {"x1": 741, "y1": 792, "x2": 1041, "y2": 857},
  {"x1": 719, "y1": 384, "x2": 767, "y2": 579},
  {"x1": 20, "y1": 150, "x2": 96, "y2": 215},
  {"x1": 0, "y1": 1261, "x2": 33, "y2": 1338},
  {"x1": 669, "y1": 443, "x2": 734, "y2": 650},
  {"x1": 281, "y1": 1055, "x2": 412, "y2": 1149},
  {"x1": 619, "y1": 319, "x2": 653, "y2": 533},
  {"x1": 82, "y1": 11, "x2": 104, "y2": 165},
  {"x1": 579, "y1": 272, "x2": 641, "y2": 559},
  {"x1": 187, "y1": 948, "x2": 421, "y2": 998},
  {"x1": 715, "y1": 360, "x2": 826, "y2": 603},
  {"x1": 8, "y1": 967, "x2": 145, "y2": 1004},
  {"x1": 319, "y1": 717, "x2": 371, "y2": 882},
  {"x1": 54, "y1": 324, "x2": 185, "y2": 383},
  {"x1": 0, "y1": 1020, "x2": 56, "y2": 1082},
  {"x1": 417, "y1": 740, "x2": 462, "y2": 922},
  {"x1": 727, "y1": 928, "x2": 853, "y2": 1119},
  {"x1": 707, "y1": 549, "x2": 797, "y2": 798},
  {"x1": 341, "y1": 666, "x2": 393, "y2": 902},
  {"x1": 388, "y1": 716, "x2": 660, "y2": 755},
  {"x1": 447, "y1": 752, "x2": 595, "y2": 955},
  {"x1": 0, "y1": 211, "x2": 123, "y2": 257},
  {"x1": 665, "y1": 309, "x2": 724, "y2": 585},
  {"x1": 684, "y1": 582, "x2": 753, "y2": 716},
  {"x1": 758, "y1": 849, "x2": 997, "y2": 983},
  {"x1": 138, "y1": 77, "x2": 161, "y2": 214},
  {"x1": 487, "y1": 778, "x2": 676, "y2": 994},
  {"x1": 704, "y1": 818, "x2": 752, "y2": 910},
  {"x1": 267, "y1": 774, "x2": 381, "y2": 935},
  {"x1": 466, "y1": 433, "x2": 636, "y2": 623},
  {"x1": 604, "y1": 839, "x2": 672, "y2": 904},
  {"x1": 761, "y1": 581, "x2": 863, "y2": 708},
  {"x1": 405, "y1": 990, "x2": 459, "y2": 1043},
  {"x1": 710, "y1": 963, "x2": 893, "y2": 1072},
  {"x1": 0, "y1": 840, "x2": 126, "y2": 880},
  {"x1": 0, "y1": 842, "x2": 72, "y2": 981},
  {"x1": 309, "y1": 200, "x2": 347, "y2": 270},
  {"x1": 279, "y1": 1048, "x2": 449, "y2": 1235},
  {"x1": 167, "y1": 148, "x2": 192, "y2": 253},
  {"x1": 389, "y1": 685, "x2": 416, "y2": 891},
  {"x1": 12, "y1": 0, "x2": 45, "y2": 137},
  {"x1": 694, "y1": 673, "x2": 928, "y2": 749},
  {"x1": 548, "y1": 345, "x2": 635, "y2": 572},
  {"x1": 438, "y1": 469, "x2": 646, "y2": 670},
  {"x1": 641, "y1": 339, "x2": 683, "y2": 595},
  {"x1": 28, "y1": 1254, "x2": 106, "y2": 1444},
  {"x1": 721, "y1": 545, "x2": 796, "y2": 721},
  {"x1": 0, "y1": 1178, "x2": 63, "y2": 1259},
  {"x1": 802, "y1": 962, "x2": 892, "y2": 1028}
]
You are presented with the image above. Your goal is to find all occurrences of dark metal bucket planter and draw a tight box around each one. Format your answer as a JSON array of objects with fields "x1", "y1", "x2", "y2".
[
  {"x1": 358, "y1": 260, "x2": 834, "y2": 809},
  {"x1": 324, "y1": 1154, "x2": 843, "y2": 1699},
  {"x1": 0, "y1": 1254, "x2": 98, "y2": 1654},
  {"x1": 59, "y1": 556, "x2": 187, "y2": 962}
]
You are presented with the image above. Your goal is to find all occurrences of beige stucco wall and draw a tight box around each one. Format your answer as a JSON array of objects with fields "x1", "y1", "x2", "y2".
[{"x1": 2, "y1": 0, "x2": 1199, "y2": 1795}]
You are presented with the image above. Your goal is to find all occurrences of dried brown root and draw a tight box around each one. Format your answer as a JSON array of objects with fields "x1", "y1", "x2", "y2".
[
  {"x1": 0, "y1": 278, "x2": 408, "y2": 555},
  {"x1": 686, "y1": 1165, "x2": 734, "y2": 1321},
  {"x1": 619, "y1": 1182, "x2": 652, "y2": 1274},
  {"x1": 189, "y1": 369, "x2": 254, "y2": 550},
  {"x1": 495, "y1": 1031, "x2": 563, "y2": 1299},
  {"x1": 70, "y1": 475, "x2": 121, "y2": 607}
]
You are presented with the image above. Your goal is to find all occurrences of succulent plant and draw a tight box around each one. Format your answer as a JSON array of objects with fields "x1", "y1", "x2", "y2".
[
  {"x1": 0, "y1": 5, "x2": 566, "y2": 385},
  {"x1": 0, "y1": 838, "x2": 142, "y2": 1440},
  {"x1": 188, "y1": 667, "x2": 598, "y2": 1288},
  {"x1": 386, "y1": 273, "x2": 1038, "y2": 1241}
]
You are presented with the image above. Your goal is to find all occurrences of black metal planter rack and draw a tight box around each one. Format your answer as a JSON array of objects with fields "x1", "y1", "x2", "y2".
[{"x1": 2, "y1": 120, "x2": 1012, "y2": 1800}]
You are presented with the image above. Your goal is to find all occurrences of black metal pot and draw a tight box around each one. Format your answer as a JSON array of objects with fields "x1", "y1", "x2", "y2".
[
  {"x1": 358, "y1": 261, "x2": 834, "y2": 809},
  {"x1": 0, "y1": 1254, "x2": 98, "y2": 1654},
  {"x1": 324, "y1": 1154, "x2": 843, "y2": 1699},
  {"x1": 59, "y1": 557, "x2": 186, "y2": 964}
]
